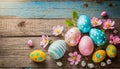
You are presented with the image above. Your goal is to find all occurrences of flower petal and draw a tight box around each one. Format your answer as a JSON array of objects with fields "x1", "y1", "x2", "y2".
[
  {"x1": 68, "y1": 57, "x2": 73, "y2": 62},
  {"x1": 70, "y1": 61, "x2": 75, "y2": 65},
  {"x1": 68, "y1": 52, "x2": 73, "y2": 57},
  {"x1": 73, "y1": 51, "x2": 78, "y2": 55},
  {"x1": 75, "y1": 61, "x2": 79, "y2": 65}
]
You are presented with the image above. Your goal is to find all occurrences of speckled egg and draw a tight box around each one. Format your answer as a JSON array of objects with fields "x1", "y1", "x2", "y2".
[
  {"x1": 79, "y1": 36, "x2": 94, "y2": 56},
  {"x1": 65, "y1": 27, "x2": 81, "y2": 46},
  {"x1": 106, "y1": 44, "x2": 117, "y2": 58},
  {"x1": 92, "y1": 50, "x2": 106, "y2": 63},
  {"x1": 29, "y1": 50, "x2": 46, "y2": 62},
  {"x1": 77, "y1": 15, "x2": 92, "y2": 33},
  {"x1": 48, "y1": 40, "x2": 66, "y2": 59},
  {"x1": 89, "y1": 28, "x2": 107, "y2": 46}
]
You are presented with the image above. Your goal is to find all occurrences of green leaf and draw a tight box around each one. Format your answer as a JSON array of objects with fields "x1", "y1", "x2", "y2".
[
  {"x1": 72, "y1": 11, "x2": 78, "y2": 19},
  {"x1": 65, "y1": 19, "x2": 75, "y2": 27}
]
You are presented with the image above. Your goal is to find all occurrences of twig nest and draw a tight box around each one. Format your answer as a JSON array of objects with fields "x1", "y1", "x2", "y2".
[
  {"x1": 106, "y1": 59, "x2": 112, "y2": 65},
  {"x1": 56, "y1": 61, "x2": 63, "y2": 67},
  {"x1": 101, "y1": 62, "x2": 106, "y2": 67},
  {"x1": 87, "y1": 63, "x2": 94, "y2": 69},
  {"x1": 81, "y1": 60, "x2": 86, "y2": 67},
  {"x1": 28, "y1": 40, "x2": 33, "y2": 47}
]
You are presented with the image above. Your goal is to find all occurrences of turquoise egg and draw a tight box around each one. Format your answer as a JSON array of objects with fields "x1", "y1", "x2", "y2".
[
  {"x1": 48, "y1": 40, "x2": 66, "y2": 59},
  {"x1": 89, "y1": 28, "x2": 107, "y2": 46},
  {"x1": 77, "y1": 15, "x2": 92, "y2": 33}
]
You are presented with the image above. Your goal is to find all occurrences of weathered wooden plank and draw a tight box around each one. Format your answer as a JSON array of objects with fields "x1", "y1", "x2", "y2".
[
  {"x1": 0, "y1": 18, "x2": 68, "y2": 36},
  {"x1": 0, "y1": 50, "x2": 120, "y2": 68},
  {"x1": 0, "y1": 1, "x2": 120, "y2": 18},
  {"x1": 0, "y1": 37, "x2": 120, "y2": 68},
  {"x1": 0, "y1": 18, "x2": 120, "y2": 37},
  {"x1": 0, "y1": 37, "x2": 61, "y2": 50}
]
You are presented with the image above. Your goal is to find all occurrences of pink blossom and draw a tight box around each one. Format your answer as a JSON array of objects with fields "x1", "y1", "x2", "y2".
[
  {"x1": 52, "y1": 25, "x2": 64, "y2": 36},
  {"x1": 91, "y1": 17, "x2": 102, "y2": 27},
  {"x1": 101, "y1": 11, "x2": 107, "y2": 17},
  {"x1": 67, "y1": 51, "x2": 81, "y2": 65},
  {"x1": 40, "y1": 35, "x2": 49, "y2": 48},
  {"x1": 109, "y1": 34, "x2": 120, "y2": 45},
  {"x1": 103, "y1": 19, "x2": 115, "y2": 30},
  {"x1": 28, "y1": 40, "x2": 33, "y2": 47}
]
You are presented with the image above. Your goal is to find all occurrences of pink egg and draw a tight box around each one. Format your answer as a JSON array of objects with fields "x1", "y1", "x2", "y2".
[
  {"x1": 79, "y1": 36, "x2": 94, "y2": 56},
  {"x1": 65, "y1": 27, "x2": 81, "y2": 46}
]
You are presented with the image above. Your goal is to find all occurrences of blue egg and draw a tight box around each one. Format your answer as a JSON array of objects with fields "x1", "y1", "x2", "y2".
[
  {"x1": 89, "y1": 28, "x2": 107, "y2": 46},
  {"x1": 48, "y1": 40, "x2": 66, "y2": 59},
  {"x1": 77, "y1": 15, "x2": 92, "y2": 33}
]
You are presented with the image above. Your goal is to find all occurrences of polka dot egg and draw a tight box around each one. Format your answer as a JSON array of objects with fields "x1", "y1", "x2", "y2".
[
  {"x1": 92, "y1": 50, "x2": 106, "y2": 63},
  {"x1": 89, "y1": 28, "x2": 107, "y2": 46},
  {"x1": 77, "y1": 15, "x2": 92, "y2": 33},
  {"x1": 106, "y1": 44, "x2": 117, "y2": 58},
  {"x1": 48, "y1": 40, "x2": 66, "y2": 59},
  {"x1": 65, "y1": 27, "x2": 81, "y2": 46},
  {"x1": 29, "y1": 50, "x2": 46, "y2": 62}
]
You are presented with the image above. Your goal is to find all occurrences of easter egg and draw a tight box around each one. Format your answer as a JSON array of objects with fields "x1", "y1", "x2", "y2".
[
  {"x1": 79, "y1": 36, "x2": 94, "y2": 56},
  {"x1": 29, "y1": 50, "x2": 46, "y2": 62},
  {"x1": 89, "y1": 28, "x2": 107, "y2": 46},
  {"x1": 77, "y1": 15, "x2": 92, "y2": 33},
  {"x1": 48, "y1": 40, "x2": 66, "y2": 59},
  {"x1": 106, "y1": 44, "x2": 117, "y2": 58},
  {"x1": 92, "y1": 50, "x2": 106, "y2": 63},
  {"x1": 65, "y1": 27, "x2": 81, "y2": 46}
]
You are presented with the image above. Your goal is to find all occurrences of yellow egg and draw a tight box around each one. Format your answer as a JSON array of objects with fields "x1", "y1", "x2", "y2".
[
  {"x1": 106, "y1": 44, "x2": 117, "y2": 58},
  {"x1": 29, "y1": 50, "x2": 46, "y2": 62},
  {"x1": 92, "y1": 50, "x2": 106, "y2": 63}
]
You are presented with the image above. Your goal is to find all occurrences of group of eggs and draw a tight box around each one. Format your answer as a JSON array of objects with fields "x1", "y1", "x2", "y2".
[{"x1": 29, "y1": 15, "x2": 117, "y2": 63}]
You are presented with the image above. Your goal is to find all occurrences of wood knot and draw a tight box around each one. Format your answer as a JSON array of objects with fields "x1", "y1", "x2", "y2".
[
  {"x1": 18, "y1": 21, "x2": 26, "y2": 27},
  {"x1": 84, "y1": 3, "x2": 88, "y2": 8},
  {"x1": 109, "y1": 3, "x2": 113, "y2": 7}
]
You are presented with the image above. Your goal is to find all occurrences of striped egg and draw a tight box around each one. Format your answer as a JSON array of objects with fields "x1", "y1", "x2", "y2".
[
  {"x1": 89, "y1": 28, "x2": 107, "y2": 46},
  {"x1": 29, "y1": 50, "x2": 46, "y2": 62},
  {"x1": 92, "y1": 50, "x2": 106, "y2": 63},
  {"x1": 77, "y1": 15, "x2": 92, "y2": 33},
  {"x1": 48, "y1": 40, "x2": 66, "y2": 59},
  {"x1": 106, "y1": 44, "x2": 117, "y2": 58}
]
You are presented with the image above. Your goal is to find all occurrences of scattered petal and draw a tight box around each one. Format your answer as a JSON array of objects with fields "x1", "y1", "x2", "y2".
[
  {"x1": 113, "y1": 29, "x2": 118, "y2": 34},
  {"x1": 87, "y1": 63, "x2": 94, "y2": 69},
  {"x1": 101, "y1": 11, "x2": 107, "y2": 17},
  {"x1": 56, "y1": 61, "x2": 63, "y2": 67},
  {"x1": 101, "y1": 62, "x2": 106, "y2": 67},
  {"x1": 106, "y1": 59, "x2": 112, "y2": 65},
  {"x1": 28, "y1": 40, "x2": 33, "y2": 47},
  {"x1": 81, "y1": 60, "x2": 86, "y2": 67}
]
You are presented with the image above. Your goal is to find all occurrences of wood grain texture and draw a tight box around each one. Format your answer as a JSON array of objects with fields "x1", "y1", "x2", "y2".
[
  {"x1": 0, "y1": 18, "x2": 120, "y2": 37},
  {"x1": 0, "y1": 1, "x2": 120, "y2": 18},
  {"x1": 0, "y1": 18, "x2": 120, "y2": 68},
  {"x1": 0, "y1": 37, "x2": 120, "y2": 68}
]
